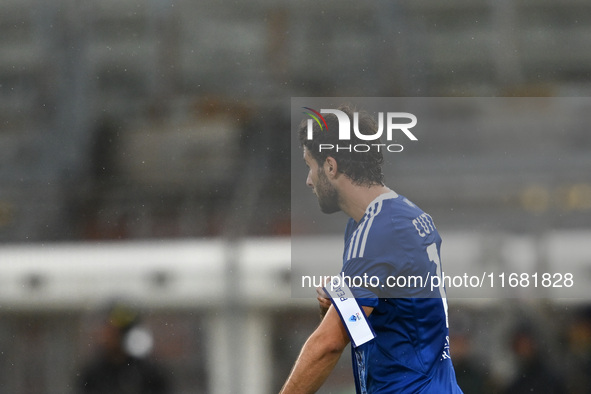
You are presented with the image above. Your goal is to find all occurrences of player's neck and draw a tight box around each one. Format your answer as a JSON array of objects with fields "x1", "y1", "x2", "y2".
[{"x1": 340, "y1": 184, "x2": 391, "y2": 223}]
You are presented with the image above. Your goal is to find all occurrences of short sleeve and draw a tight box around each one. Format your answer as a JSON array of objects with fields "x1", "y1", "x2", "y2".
[{"x1": 341, "y1": 257, "x2": 391, "y2": 307}]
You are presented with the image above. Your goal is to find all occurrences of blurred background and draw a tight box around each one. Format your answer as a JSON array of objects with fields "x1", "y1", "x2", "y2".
[{"x1": 0, "y1": 0, "x2": 591, "y2": 393}]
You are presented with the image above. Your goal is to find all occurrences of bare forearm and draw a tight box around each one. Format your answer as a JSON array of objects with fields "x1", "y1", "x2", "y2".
[
  {"x1": 280, "y1": 306, "x2": 350, "y2": 393},
  {"x1": 280, "y1": 335, "x2": 345, "y2": 394}
]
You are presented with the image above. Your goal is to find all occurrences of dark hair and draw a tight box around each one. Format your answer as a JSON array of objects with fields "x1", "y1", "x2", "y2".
[{"x1": 299, "y1": 105, "x2": 384, "y2": 186}]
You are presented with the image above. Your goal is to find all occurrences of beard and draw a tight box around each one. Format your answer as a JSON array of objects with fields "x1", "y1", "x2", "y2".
[{"x1": 315, "y1": 168, "x2": 340, "y2": 214}]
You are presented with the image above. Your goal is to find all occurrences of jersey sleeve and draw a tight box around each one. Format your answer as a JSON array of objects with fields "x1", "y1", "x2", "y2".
[{"x1": 341, "y1": 257, "x2": 391, "y2": 308}]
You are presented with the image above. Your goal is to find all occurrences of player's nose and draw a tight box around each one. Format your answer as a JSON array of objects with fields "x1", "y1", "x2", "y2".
[{"x1": 306, "y1": 172, "x2": 313, "y2": 188}]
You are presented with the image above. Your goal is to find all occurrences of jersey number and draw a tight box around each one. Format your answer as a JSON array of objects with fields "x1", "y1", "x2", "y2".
[{"x1": 427, "y1": 243, "x2": 449, "y2": 328}]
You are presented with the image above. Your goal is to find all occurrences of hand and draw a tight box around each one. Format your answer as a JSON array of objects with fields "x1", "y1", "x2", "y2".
[{"x1": 316, "y1": 283, "x2": 331, "y2": 319}]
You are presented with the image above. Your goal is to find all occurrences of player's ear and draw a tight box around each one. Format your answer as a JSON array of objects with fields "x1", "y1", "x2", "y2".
[{"x1": 325, "y1": 156, "x2": 338, "y2": 178}]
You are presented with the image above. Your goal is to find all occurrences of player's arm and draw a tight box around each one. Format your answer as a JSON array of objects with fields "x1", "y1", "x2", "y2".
[{"x1": 279, "y1": 305, "x2": 373, "y2": 394}]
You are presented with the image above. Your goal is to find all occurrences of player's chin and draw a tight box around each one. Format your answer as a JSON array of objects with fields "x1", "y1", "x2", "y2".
[{"x1": 319, "y1": 204, "x2": 340, "y2": 214}]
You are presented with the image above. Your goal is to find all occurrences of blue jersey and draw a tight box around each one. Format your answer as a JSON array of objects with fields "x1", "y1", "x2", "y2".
[{"x1": 341, "y1": 191, "x2": 462, "y2": 393}]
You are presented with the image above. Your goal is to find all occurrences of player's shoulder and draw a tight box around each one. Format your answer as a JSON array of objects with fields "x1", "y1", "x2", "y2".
[
  {"x1": 372, "y1": 194, "x2": 421, "y2": 228},
  {"x1": 387, "y1": 194, "x2": 423, "y2": 216},
  {"x1": 377, "y1": 194, "x2": 440, "y2": 241},
  {"x1": 352, "y1": 193, "x2": 408, "y2": 245}
]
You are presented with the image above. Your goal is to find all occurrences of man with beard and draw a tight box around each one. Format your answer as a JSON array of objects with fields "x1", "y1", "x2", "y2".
[{"x1": 280, "y1": 105, "x2": 462, "y2": 393}]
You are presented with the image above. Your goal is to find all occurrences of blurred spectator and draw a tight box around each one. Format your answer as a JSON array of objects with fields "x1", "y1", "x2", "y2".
[
  {"x1": 450, "y1": 333, "x2": 491, "y2": 393},
  {"x1": 564, "y1": 308, "x2": 591, "y2": 394},
  {"x1": 76, "y1": 302, "x2": 171, "y2": 394},
  {"x1": 449, "y1": 312, "x2": 495, "y2": 394},
  {"x1": 502, "y1": 324, "x2": 565, "y2": 394}
]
